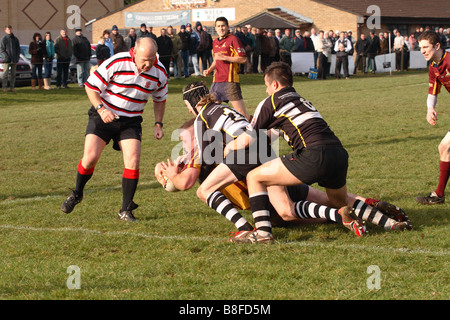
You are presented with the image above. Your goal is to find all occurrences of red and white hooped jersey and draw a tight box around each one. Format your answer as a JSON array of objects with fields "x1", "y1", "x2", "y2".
[{"x1": 85, "y1": 48, "x2": 168, "y2": 117}]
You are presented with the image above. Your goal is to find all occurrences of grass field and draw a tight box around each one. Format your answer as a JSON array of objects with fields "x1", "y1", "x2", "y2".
[{"x1": 0, "y1": 70, "x2": 448, "y2": 302}]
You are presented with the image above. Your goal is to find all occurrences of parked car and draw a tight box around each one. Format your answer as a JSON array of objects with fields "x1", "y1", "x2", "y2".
[
  {"x1": 20, "y1": 44, "x2": 97, "y2": 84},
  {"x1": 0, "y1": 57, "x2": 32, "y2": 87}
]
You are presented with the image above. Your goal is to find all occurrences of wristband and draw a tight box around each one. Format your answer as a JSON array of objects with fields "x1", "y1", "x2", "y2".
[{"x1": 155, "y1": 121, "x2": 163, "y2": 127}]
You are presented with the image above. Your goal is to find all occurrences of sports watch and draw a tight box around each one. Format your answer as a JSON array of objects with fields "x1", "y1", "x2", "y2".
[{"x1": 96, "y1": 104, "x2": 104, "y2": 110}]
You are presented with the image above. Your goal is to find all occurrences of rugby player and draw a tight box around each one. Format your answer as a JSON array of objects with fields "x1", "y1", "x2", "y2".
[
  {"x1": 155, "y1": 119, "x2": 411, "y2": 241},
  {"x1": 203, "y1": 16, "x2": 250, "y2": 119},
  {"x1": 61, "y1": 37, "x2": 168, "y2": 222},
  {"x1": 225, "y1": 62, "x2": 355, "y2": 243},
  {"x1": 416, "y1": 30, "x2": 450, "y2": 205}
]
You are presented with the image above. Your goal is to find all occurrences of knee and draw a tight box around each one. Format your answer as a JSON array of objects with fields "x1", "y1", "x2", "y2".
[
  {"x1": 196, "y1": 185, "x2": 207, "y2": 203},
  {"x1": 438, "y1": 140, "x2": 450, "y2": 155}
]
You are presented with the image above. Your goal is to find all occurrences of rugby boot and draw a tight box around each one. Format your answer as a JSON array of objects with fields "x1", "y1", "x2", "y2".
[
  {"x1": 61, "y1": 190, "x2": 83, "y2": 213},
  {"x1": 373, "y1": 200, "x2": 410, "y2": 222},
  {"x1": 229, "y1": 229, "x2": 274, "y2": 244},
  {"x1": 117, "y1": 201, "x2": 139, "y2": 222},
  {"x1": 415, "y1": 191, "x2": 445, "y2": 205},
  {"x1": 338, "y1": 206, "x2": 367, "y2": 237},
  {"x1": 390, "y1": 221, "x2": 413, "y2": 231}
]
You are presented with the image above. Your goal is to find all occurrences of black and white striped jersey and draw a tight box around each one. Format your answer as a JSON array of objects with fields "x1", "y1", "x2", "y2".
[
  {"x1": 194, "y1": 103, "x2": 249, "y2": 164},
  {"x1": 248, "y1": 86, "x2": 341, "y2": 150}
]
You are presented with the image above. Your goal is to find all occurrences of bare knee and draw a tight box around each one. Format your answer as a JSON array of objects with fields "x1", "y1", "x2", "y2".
[
  {"x1": 196, "y1": 185, "x2": 207, "y2": 203},
  {"x1": 438, "y1": 140, "x2": 450, "y2": 156}
]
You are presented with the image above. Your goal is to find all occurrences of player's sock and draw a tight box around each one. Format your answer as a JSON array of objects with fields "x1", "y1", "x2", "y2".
[
  {"x1": 206, "y1": 191, "x2": 253, "y2": 231},
  {"x1": 249, "y1": 192, "x2": 272, "y2": 237},
  {"x1": 294, "y1": 200, "x2": 343, "y2": 224},
  {"x1": 435, "y1": 161, "x2": 450, "y2": 198},
  {"x1": 352, "y1": 199, "x2": 395, "y2": 230},
  {"x1": 364, "y1": 198, "x2": 379, "y2": 207},
  {"x1": 122, "y1": 168, "x2": 139, "y2": 211},
  {"x1": 75, "y1": 160, "x2": 94, "y2": 195}
]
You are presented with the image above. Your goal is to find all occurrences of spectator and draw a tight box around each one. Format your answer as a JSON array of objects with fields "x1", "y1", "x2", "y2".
[
  {"x1": 186, "y1": 23, "x2": 201, "y2": 76},
  {"x1": 103, "y1": 30, "x2": 114, "y2": 57},
  {"x1": 293, "y1": 29, "x2": 305, "y2": 52},
  {"x1": 251, "y1": 27, "x2": 261, "y2": 73},
  {"x1": 279, "y1": 29, "x2": 295, "y2": 66},
  {"x1": 178, "y1": 25, "x2": 191, "y2": 78},
  {"x1": 315, "y1": 30, "x2": 332, "y2": 80},
  {"x1": 354, "y1": 33, "x2": 369, "y2": 74},
  {"x1": 195, "y1": 21, "x2": 209, "y2": 73},
  {"x1": 393, "y1": 30, "x2": 405, "y2": 71},
  {"x1": 124, "y1": 28, "x2": 137, "y2": 50},
  {"x1": 72, "y1": 27, "x2": 91, "y2": 87},
  {"x1": 446, "y1": 29, "x2": 450, "y2": 49},
  {"x1": 137, "y1": 23, "x2": 149, "y2": 38},
  {"x1": 54, "y1": 28, "x2": 73, "y2": 89},
  {"x1": 335, "y1": 42, "x2": 350, "y2": 79},
  {"x1": 438, "y1": 28, "x2": 447, "y2": 48},
  {"x1": 267, "y1": 29, "x2": 279, "y2": 66},
  {"x1": 203, "y1": 26, "x2": 213, "y2": 68},
  {"x1": 96, "y1": 36, "x2": 111, "y2": 66},
  {"x1": 156, "y1": 28, "x2": 173, "y2": 80},
  {"x1": 379, "y1": 33, "x2": 389, "y2": 54},
  {"x1": 242, "y1": 26, "x2": 254, "y2": 73},
  {"x1": 111, "y1": 25, "x2": 127, "y2": 54},
  {"x1": 409, "y1": 33, "x2": 419, "y2": 51},
  {"x1": 168, "y1": 25, "x2": 182, "y2": 79},
  {"x1": 329, "y1": 30, "x2": 337, "y2": 54},
  {"x1": 43, "y1": 31, "x2": 55, "y2": 90},
  {"x1": 367, "y1": 30, "x2": 380, "y2": 73},
  {"x1": 260, "y1": 29, "x2": 271, "y2": 72},
  {"x1": 0, "y1": 25, "x2": 20, "y2": 92},
  {"x1": 334, "y1": 31, "x2": 352, "y2": 54},
  {"x1": 29, "y1": 32, "x2": 47, "y2": 90},
  {"x1": 146, "y1": 26, "x2": 157, "y2": 41},
  {"x1": 303, "y1": 31, "x2": 315, "y2": 52},
  {"x1": 275, "y1": 29, "x2": 282, "y2": 42}
]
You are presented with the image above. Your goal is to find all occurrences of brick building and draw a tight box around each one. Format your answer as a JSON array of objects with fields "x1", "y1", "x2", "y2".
[
  {"x1": 90, "y1": 0, "x2": 449, "y2": 41},
  {"x1": 0, "y1": 0, "x2": 123, "y2": 43}
]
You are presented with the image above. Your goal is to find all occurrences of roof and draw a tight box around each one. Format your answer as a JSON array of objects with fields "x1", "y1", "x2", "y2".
[
  {"x1": 312, "y1": 0, "x2": 450, "y2": 19},
  {"x1": 233, "y1": 7, "x2": 313, "y2": 29}
]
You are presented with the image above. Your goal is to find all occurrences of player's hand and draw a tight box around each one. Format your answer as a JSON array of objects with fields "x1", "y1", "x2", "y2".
[
  {"x1": 426, "y1": 107, "x2": 437, "y2": 125},
  {"x1": 154, "y1": 125, "x2": 164, "y2": 140},
  {"x1": 164, "y1": 158, "x2": 179, "y2": 180},
  {"x1": 203, "y1": 68, "x2": 211, "y2": 77},
  {"x1": 100, "y1": 109, "x2": 119, "y2": 123}
]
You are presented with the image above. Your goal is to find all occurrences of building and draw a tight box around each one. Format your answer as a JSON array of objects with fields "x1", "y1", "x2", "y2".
[
  {"x1": 0, "y1": 0, "x2": 124, "y2": 43},
  {"x1": 89, "y1": 0, "x2": 449, "y2": 41}
]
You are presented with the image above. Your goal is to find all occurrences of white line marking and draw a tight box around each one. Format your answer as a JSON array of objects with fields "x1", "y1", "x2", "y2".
[{"x1": 1, "y1": 224, "x2": 448, "y2": 257}]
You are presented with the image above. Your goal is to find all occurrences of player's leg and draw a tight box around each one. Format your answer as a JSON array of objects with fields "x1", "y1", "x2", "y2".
[
  {"x1": 197, "y1": 163, "x2": 254, "y2": 232},
  {"x1": 230, "y1": 99, "x2": 250, "y2": 120},
  {"x1": 416, "y1": 131, "x2": 450, "y2": 204},
  {"x1": 244, "y1": 157, "x2": 303, "y2": 242},
  {"x1": 118, "y1": 138, "x2": 141, "y2": 221},
  {"x1": 61, "y1": 134, "x2": 106, "y2": 213}
]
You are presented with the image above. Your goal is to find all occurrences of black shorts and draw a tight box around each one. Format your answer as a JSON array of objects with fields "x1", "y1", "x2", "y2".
[
  {"x1": 281, "y1": 145, "x2": 348, "y2": 189},
  {"x1": 225, "y1": 147, "x2": 261, "y2": 181},
  {"x1": 210, "y1": 82, "x2": 243, "y2": 103},
  {"x1": 85, "y1": 106, "x2": 143, "y2": 151},
  {"x1": 286, "y1": 184, "x2": 310, "y2": 202}
]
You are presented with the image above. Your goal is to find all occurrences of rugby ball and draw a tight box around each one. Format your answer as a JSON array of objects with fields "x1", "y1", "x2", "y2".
[{"x1": 163, "y1": 176, "x2": 179, "y2": 192}]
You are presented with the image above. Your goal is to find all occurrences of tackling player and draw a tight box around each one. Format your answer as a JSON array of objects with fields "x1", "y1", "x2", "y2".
[
  {"x1": 416, "y1": 30, "x2": 450, "y2": 205},
  {"x1": 155, "y1": 119, "x2": 411, "y2": 241}
]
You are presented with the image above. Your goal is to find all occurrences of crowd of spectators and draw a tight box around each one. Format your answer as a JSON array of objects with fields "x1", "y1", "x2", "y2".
[{"x1": 1, "y1": 23, "x2": 450, "y2": 92}]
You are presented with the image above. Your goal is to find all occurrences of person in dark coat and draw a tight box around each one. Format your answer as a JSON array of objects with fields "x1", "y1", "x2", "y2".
[
  {"x1": 29, "y1": 32, "x2": 47, "y2": 90},
  {"x1": 96, "y1": 36, "x2": 111, "y2": 66},
  {"x1": 0, "y1": 25, "x2": 20, "y2": 92},
  {"x1": 156, "y1": 28, "x2": 173, "y2": 79}
]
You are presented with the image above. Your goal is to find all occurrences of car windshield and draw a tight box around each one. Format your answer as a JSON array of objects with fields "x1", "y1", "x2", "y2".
[{"x1": 20, "y1": 45, "x2": 31, "y2": 60}]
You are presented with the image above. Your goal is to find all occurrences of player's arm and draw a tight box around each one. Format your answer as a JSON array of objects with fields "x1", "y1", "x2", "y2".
[
  {"x1": 204, "y1": 59, "x2": 216, "y2": 77},
  {"x1": 426, "y1": 94, "x2": 438, "y2": 125},
  {"x1": 223, "y1": 131, "x2": 255, "y2": 158},
  {"x1": 214, "y1": 52, "x2": 246, "y2": 64},
  {"x1": 153, "y1": 100, "x2": 165, "y2": 139},
  {"x1": 85, "y1": 86, "x2": 118, "y2": 123},
  {"x1": 163, "y1": 159, "x2": 199, "y2": 191}
]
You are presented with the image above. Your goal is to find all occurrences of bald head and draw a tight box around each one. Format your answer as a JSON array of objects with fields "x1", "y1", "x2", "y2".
[{"x1": 134, "y1": 37, "x2": 158, "y2": 73}]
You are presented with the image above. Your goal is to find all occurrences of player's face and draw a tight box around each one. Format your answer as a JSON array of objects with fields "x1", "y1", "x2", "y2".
[
  {"x1": 215, "y1": 21, "x2": 229, "y2": 38},
  {"x1": 419, "y1": 39, "x2": 440, "y2": 61},
  {"x1": 134, "y1": 44, "x2": 157, "y2": 73},
  {"x1": 264, "y1": 75, "x2": 276, "y2": 96}
]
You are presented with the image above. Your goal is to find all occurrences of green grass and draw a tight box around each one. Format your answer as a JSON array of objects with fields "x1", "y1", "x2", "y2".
[{"x1": 0, "y1": 71, "x2": 448, "y2": 301}]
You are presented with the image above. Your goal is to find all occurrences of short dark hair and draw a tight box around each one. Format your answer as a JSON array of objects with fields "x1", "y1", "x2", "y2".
[
  {"x1": 418, "y1": 30, "x2": 441, "y2": 46},
  {"x1": 215, "y1": 16, "x2": 229, "y2": 26},
  {"x1": 264, "y1": 62, "x2": 293, "y2": 87}
]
